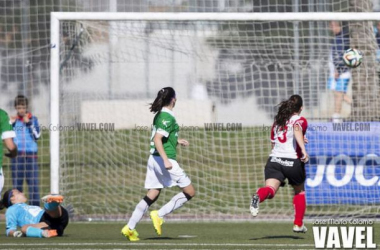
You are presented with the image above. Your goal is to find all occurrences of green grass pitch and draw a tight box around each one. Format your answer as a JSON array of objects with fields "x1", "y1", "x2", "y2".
[{"x1": 0, "y1": 221, "x2": 379, "y2": 249}]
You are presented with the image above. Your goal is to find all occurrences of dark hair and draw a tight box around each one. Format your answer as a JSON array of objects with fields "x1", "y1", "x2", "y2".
[
  {"x1": 274, "y1": 95, "x2": 303, "y2": 129},
  {"x1": 150, "y1": 87, "x2": 176, "y2": 113},
  {"x1": 1, "y1": 189, "x2": 13, "y2": 208},
  {"x1": 14, "y1": 95, "x2": 28, "y2": 107}
]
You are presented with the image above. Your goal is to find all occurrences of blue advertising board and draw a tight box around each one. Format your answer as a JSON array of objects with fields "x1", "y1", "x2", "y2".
[{"x1": 305, "y1": 122, "x2": 380, "y2": 205}]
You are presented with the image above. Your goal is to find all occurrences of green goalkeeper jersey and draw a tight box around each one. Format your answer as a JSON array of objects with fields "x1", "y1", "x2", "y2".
[
  {"x1": 150, "y1": 107, "x2": 179, "y2": 160},
  {"x1": 0, "y1": 109, "x2": 15, "y2": 171}
]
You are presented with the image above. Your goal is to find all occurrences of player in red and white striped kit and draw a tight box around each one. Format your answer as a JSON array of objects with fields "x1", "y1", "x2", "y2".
[{"x1": 250, "y1": 94, "x2": 309, "y2": 233}]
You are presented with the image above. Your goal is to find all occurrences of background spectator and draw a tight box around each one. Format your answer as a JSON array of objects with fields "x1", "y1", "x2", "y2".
[
  {"x1": 327, "y1": 21, "x2": 352, "y2": 123},
  {"x1": 10, "y1": 95, "x2": 41, "y2": 206}
]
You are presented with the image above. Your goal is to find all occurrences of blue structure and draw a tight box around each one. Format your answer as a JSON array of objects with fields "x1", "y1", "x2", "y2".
[{"x1": 305, "y1": 122, "x2": 380, "y2": 205}]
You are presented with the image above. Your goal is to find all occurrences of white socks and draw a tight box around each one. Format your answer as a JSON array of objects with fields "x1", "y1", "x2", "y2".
[
  {"x1": 158, "y1": 192, "x2": 189, "y2": 217},
  {"x1": 127, "y1": 192, "x2": 191, "y2": 228},
  {"x1": 127, "y1": 199, "x2": 149, "y2": 230}
]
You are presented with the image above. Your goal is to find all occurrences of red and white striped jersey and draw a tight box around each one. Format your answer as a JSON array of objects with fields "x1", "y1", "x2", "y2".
[{"x1": 270, "y1": 115, "x2": 308, "y2": 159}]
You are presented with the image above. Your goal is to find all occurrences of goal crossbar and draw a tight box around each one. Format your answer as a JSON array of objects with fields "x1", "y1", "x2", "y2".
[{"x1": 51, "y1": 12, "x2": 380, "y2": 21}]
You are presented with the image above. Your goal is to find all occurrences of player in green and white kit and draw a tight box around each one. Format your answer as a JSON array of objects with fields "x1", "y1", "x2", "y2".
[
  {"x1": 0, "y1": 109, "x2": 18, "y2": 195},
  {"x1": 121, "y1": 87, "x2": 195, "y2": 241}
]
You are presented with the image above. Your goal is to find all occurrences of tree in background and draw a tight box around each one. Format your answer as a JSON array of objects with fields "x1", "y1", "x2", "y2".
[
  {"x1": 0, "y1": 0, "x2": 78, "y2": 105},
  {"x1": 349, "y1": 0, "x2": 380, "y2": 121}
]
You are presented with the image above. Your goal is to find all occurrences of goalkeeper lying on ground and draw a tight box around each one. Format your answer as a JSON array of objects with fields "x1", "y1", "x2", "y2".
[{"x1": 0, "y1": 189, "x2": 68, "y2": 237}]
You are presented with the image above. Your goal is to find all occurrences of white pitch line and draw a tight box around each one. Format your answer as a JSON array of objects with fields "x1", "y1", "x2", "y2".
[
  {"x1": 0, "y1": 242, "x2": 315, "y2": 247},
  {"x1": 2, "y1": 249, "x2": 198, "y2": 250},
  {"x1": 1, "y1": 249, "x2": 196, "y2": 250},
  {"x1": 178, "y1": 234, "x2": 198, "y2": 238}
]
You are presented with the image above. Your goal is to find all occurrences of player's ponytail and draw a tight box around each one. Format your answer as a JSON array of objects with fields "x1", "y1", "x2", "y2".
[
  {"x1": 150, "y1": 87, "x2": 176, "y2": 113},
  {"x1": 274, "y1": 95, "x2": 303, "y2": 129}
]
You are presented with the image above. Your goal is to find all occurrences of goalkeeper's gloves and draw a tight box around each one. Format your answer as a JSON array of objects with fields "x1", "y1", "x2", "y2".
[{"x1": 13, "y1": 231, "x2": 23, "y2": 237}]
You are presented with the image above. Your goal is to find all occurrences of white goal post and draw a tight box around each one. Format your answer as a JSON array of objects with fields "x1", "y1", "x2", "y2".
[{"x1": 50, "y1": 12, "x2": 380, "y2": 220}]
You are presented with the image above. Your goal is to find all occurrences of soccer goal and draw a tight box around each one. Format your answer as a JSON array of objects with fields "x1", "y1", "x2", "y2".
[{"x1": 51, "y1": 12, "x2": 380, "y2": 221}]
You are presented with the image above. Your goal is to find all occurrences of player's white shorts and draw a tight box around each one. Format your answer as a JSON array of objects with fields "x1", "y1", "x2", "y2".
[{"x1": 145, "y1": 155, "x2": 191, "y2": 189}]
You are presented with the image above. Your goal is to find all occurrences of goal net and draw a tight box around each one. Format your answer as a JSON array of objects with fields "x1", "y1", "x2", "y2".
[{"x1": 52, "y1": 12, "x2": 380, "y2": 221}]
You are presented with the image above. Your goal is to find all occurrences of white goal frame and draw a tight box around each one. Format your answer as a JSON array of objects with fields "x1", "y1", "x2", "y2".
[{"x1": 50, "y1": 11, "x2": 380, "y2": 194}]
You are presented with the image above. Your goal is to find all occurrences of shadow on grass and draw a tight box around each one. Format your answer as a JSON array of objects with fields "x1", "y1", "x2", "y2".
[
  {"x1": 250, "y1": 235, "x2": 304, "y2": 240},
  {"x1": 144, "y1": 237, "x2": 180, "y2": 240}
]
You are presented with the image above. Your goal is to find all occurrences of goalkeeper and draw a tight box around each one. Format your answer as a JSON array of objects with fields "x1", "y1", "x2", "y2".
[
  {"x1": 1, "y1": 189, "x2": 69, "y2": 238},
  {"x1": 121, "y1": 87, "x2": 195, "y2": 241}
]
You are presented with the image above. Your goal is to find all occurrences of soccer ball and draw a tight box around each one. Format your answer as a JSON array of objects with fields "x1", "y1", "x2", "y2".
[{"x1": 343, "y1": 48, "x2": 363, "y2": 68}]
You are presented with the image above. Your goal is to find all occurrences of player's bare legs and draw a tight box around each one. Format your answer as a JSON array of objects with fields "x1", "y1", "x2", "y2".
[
  {"x1": 332, "y1": 91, "x2": 351, "y2": 122},
  {"x1": 265, "y1": 179, "x2": 281, "y2": 192},
  {"x1": 333, "y1": 91, "x2": 343, "y2": 112},
  {"x1": 181, "y1": 183, "x2": 196, "y2": 197},
  {"x1": 292, "y1": 183, "x2": 307, "y2": 233},
  {"x1": 147, "y1": 188, "x2": 161, "y2": 200},
  {"x1": 292, "y1": 183, "x2": 304, "y2": 194},
  {"x1": 251, "y1": 178, "x2": 281, "y2": 217},
  {"x1": 343, "y1": 94, "x2": 352, "y2": 104}
]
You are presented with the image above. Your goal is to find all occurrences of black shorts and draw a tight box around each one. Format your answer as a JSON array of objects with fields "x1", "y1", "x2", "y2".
[
  {"x1": 264, "y1": 156, "x2": 306, "y2": 186},
  {"x1": 39, "y1": 207, "x2": 69, "y2": 236}
]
